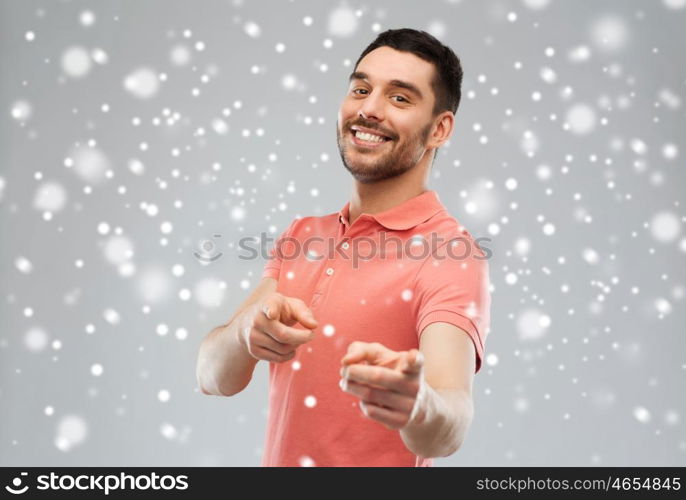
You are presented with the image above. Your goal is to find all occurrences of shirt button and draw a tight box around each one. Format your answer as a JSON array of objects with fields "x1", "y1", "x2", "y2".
[
  {"x1": 341, "y1": 242, "x2": 350, "y2": 250},
  {"x1": 326, "y1": 267, "x2": 334, "y2": 276}
]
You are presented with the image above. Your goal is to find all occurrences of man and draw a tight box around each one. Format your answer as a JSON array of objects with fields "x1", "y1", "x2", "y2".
[{"x1": 196, "y1": 28, "x2": 491, "y2": 467}]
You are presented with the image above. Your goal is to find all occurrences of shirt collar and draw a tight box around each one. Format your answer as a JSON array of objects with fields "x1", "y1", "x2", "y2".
[{"x1": 337, "y1": 190, "x2": 445, "y2": 231}]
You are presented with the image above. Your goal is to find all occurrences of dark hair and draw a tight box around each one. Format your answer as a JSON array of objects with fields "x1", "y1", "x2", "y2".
[{"x1": 353, "y1": 28, "x2": 463, "y2": 117}]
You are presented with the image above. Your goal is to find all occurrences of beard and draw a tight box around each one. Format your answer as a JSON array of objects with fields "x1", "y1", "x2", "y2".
[{"x1": 335, "y1": 119, "x2": 433, "y2": 184}]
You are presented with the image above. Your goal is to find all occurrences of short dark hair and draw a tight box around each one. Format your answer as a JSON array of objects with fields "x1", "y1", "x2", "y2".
[{"x1": 353, "y1": 28, "x2": 463, "y2": 118}]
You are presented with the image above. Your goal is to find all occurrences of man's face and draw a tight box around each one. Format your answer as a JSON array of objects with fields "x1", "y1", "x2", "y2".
[{"x1": 336, "y1": 46, "x2": 438, "y2": 184}]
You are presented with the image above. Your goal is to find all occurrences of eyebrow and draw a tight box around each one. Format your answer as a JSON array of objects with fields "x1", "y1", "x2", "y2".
[{"x1": 348, "y1": 71, "x2": 424, "y2": 100}]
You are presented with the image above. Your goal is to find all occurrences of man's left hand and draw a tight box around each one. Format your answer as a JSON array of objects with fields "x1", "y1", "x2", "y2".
[{"x1": 339, "y1": 341, "x2": 425, "y2": 430}]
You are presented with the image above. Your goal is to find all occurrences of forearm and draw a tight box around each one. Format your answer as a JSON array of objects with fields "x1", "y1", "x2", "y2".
[
  {"x1": 196, "y1": 320, "x2": 259, "y2": 396},
  {"x1": 399, "y1": 380, "x2": 474, "y2": 458}
]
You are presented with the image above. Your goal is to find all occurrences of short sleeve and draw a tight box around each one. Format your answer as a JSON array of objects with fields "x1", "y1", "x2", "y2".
[
  {"x1": 411, "y1": 238, "x2": 491, "y2": 374},
  {"x1": 262, "y1": 220, "x2": 297, "y2": 280}
]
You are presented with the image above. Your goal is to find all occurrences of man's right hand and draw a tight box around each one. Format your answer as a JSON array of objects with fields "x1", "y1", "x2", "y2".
[{"x1": 237, "y1": 292, "x2": 318, "y2": 363}]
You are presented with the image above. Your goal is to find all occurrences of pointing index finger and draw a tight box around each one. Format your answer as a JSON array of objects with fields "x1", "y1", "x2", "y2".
[{"x1": 401, "y1": 349, "x2": 424, "y2": 375}]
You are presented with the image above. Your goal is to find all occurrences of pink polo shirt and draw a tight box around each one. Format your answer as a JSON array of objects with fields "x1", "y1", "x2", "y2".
[{"x1": 260, "y1": 190, "x2": 491, "y2": 467}]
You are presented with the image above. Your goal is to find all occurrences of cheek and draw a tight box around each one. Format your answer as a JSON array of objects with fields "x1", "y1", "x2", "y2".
[{"x1": 339, "y1": 101, "x2": 356, "y2": 121}]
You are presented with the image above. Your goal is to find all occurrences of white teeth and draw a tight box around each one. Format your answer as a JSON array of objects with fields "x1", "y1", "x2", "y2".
[{"x1": 354, "y1": 130, "x2": 386, "y2": 143}]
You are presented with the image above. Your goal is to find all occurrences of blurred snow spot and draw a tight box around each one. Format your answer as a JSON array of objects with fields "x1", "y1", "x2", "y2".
[
  {"x1": 55, "y1": 415, "x2": 88, "y2": 451},
  {"x1": 426, "y1": 20, "x2": 446, "y2": 39},
  {"x1": 128, "y1": 158, "x2": 145, "y2": 175},
  {"x1": 514, "y1": 237, "x2": 531, "y2": 256},
  {"x1": 650, "y1": 211, "x2": 681, "y2": 243},
  {"x1": 516, "y1": 308, "x2": 550, "y2": 340},
  {"x1": 565, "y1": 103, "x2": 596, "y2": 134},
  {"x1": 658, "y1": 88, "x2": 681, "y2": 110},
  {"x1": 91, "y1": 48, "x2": 108, "y2": 64},
  {"x1": 138, "y1": 267, "x2": 172, "y2": 303},
  {"x1": 244, "y1": 21, "x2": 261, "y2": 38},
  {"x1": 514, "y1": 397, "x2": 529, "y2": 413},
  {"x1": 663, "y1": 0, "x2": 686, "y2": 9},
  {"x1": 103, "y1": 235, "x2": 134, "y2": 265},
  {"x1": 103, "y1": 308, "x2": 121, "y2": 325},
  {"x1": 123, "y1": 67, "x2": 160, "y2": 99},
  {"x1": 328, "y1": 6, "x2": 358, "y2": 37},
  {"x1": 194, "y1": 278, "x2": 225, "y2": 308},
  {"x1": 655, "y1": 297, "x2": 672, "y2": 316},
  {"x1": 160, "y1": 422, "x2": 178, "y2": 440},
  {"x1": 170, "y1": 44, "x2": 191, "y2": 66},
  {"x1": 485, "y1": 353, "x2": 499, "y2": 366},
  {"x1": 25, "y1": 327, "x2": 49, "y2": 351},
  {"x1": 662, "y1": 143, "x2": 678, "y2": 160},
  {"x1": 33, "y1": 182, "x2": 67, "y2": 213},
  {"x1": 633, "y1": 406, "x2": 651, "y2": 424},
  {"x1": 568, "y1": 45, "x2": 591, "y2": 62},
  {"x1": 79, "y1": 10, "x2": 95, "y2": 26},
  {"x1": 61, "y1": 46, "x2": 92, "y2": 78},
  {"x1": 522, "y1": 0, "x2": 551, "y2": 9},
  {"x1": 15, "y1": 257, "x2": 33, "y2": 274},
  {"x1": 630, "y1": 138, "x2": 647, "y2": 155},
  {"x1": 590, "y1": 15, "x2": 628, "y2": 52},
  {"x1": 582, "y1": 248, "x2": 600, "y2": 265},
  {"x1": 11, "y1": 100, "x2": 32, "y2": 121},
  {"x1": 212, "y1": 118, "x2": 228, "y2": 135},
  {"x1": 520, "y1": 130, "x2": 539, "y2": 156},
  {"x1": 70, "y1": 145, "x2": 110, "y2": 184}
]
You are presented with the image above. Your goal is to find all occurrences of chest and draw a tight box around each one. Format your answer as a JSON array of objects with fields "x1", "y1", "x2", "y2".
[{"x1": 276, "y1": 240, "x2": 424, "y2": 351}]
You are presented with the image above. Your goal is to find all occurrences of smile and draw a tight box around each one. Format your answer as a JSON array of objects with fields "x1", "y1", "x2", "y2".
[{"x1": 350, "y1": 130, "x2": 392, "y2": 148}]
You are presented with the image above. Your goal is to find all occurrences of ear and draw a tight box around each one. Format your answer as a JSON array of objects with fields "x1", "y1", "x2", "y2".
[{"x1": 427, "y1": 111, "x2": 454, "y2": 149}]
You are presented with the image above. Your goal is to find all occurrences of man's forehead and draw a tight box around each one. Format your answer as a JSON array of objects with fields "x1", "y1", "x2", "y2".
[{"x1": 352, "y1": 48, "x2": 433, "y2": 97}]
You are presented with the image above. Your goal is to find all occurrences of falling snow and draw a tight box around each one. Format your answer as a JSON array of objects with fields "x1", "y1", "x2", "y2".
[{"x1": 0, "y1": 0, "x2": 683, "y2": 469}]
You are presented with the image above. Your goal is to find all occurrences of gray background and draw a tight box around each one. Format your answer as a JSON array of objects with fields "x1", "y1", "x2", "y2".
[{"x1": 1, "y1": 0, "x2": 684, "y2": 466}]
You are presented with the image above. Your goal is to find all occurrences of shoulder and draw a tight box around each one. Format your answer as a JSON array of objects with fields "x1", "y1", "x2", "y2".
[
  {"x1": 415, "y1": 209, "x2": 490, "y2": 261},
  {"x1": 287, "y1": 212, "x2": 339, "y2": 238}
]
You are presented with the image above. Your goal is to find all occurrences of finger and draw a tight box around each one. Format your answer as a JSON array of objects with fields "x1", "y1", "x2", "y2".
[
  {"x1": 341, "y1": 341, "x2": 389, "y2": 366},
  {"x1": 358, "y1": 400, "x2": 408, "y2": 430},
  {"x1": 340, "y1": 379, "x2": 415, "y2": 414},
  {"x1": 254, "y1": 314, "x2": 314, "y2": 345},
  {"x1": 261, "y1": 293, "x2": 284, "y2": 322},
  {"x1": 252, "y1": 345, "x2": 296, "y2": 363},
  {"x1": 282, "y1": 297, "x2": 318, "y2": 329},
  {"x1": 400, "y1": 349, "x2": 424, "y2": 375},
  {"x1": 342, "y1": 363, "x2": 415, "y2": 395},
  {"x1": 255, "y1": 329, "x2": 298, "y2": 355}
]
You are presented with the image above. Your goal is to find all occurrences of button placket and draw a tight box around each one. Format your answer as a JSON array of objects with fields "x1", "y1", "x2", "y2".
[{"x1": 310, "y1": 233, "x2": 341, "y2": 307}]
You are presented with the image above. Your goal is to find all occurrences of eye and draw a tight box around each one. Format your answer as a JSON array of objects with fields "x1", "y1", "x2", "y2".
[
  {"x1": 393, "y1": 95, "x2": 409, "y2": 103},
  {"x1": 351, "y1": 88, "x2": 368, "y2": 95}
]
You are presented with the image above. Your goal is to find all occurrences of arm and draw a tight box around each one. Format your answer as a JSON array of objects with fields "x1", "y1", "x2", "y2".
[
  {"x1": 339, "y1": 322, "x2": 477, "y2": 458},
  {"x1": 399, "y1": 321, "x2": 476, "y2": 458},
  {"x1": 195, "y1": 276, "x2": 277, "y2": 397}
]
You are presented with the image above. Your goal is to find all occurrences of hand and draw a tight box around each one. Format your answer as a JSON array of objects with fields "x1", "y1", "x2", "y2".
[
  {"x1": 339, "y1": 341, "x2": 426, "y2": 430},
  {"x1": 238, "y1": 292, "x2": 318, "y2": 363}
]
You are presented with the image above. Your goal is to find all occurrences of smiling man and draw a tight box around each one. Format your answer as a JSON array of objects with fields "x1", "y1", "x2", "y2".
[{"x1": 196, "y1": 28, "x2": 492, "y2": 467}]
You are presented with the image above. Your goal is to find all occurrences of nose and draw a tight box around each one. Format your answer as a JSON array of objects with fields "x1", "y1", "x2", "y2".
[{"x1": 357, "y1": 90, "x2": 385, "y2": 122}]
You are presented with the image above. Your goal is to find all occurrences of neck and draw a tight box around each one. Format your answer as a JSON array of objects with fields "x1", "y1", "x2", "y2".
[{"x1": 347, "y1": 164, "x2": 430, "y2": 225}]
